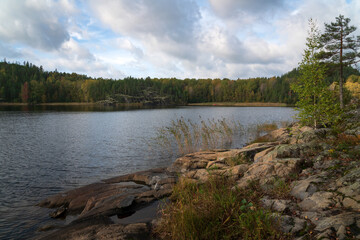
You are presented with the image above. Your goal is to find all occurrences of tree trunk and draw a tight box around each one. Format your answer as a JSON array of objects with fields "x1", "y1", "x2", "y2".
[{"x1": 339, "y1": 25, "x2": 344, "y2": 109}]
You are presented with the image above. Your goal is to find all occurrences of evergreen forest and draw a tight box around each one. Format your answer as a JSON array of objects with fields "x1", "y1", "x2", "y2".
[{"x1": 0, "y1": 60, "x2": 359, "y2": 105}]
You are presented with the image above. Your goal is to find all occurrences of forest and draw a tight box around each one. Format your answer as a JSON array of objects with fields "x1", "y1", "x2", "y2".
[{"x1": 0, "y1": 60, "x2": 359, "y2": 105}]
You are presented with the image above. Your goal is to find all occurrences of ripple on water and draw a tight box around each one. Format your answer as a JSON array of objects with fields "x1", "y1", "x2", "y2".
[{"x1": 0, "y1": 106, "x2": 296, "y2": 239}]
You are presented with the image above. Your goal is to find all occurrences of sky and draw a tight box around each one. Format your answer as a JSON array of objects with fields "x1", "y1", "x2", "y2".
[{"x1": 0, "y1": 0, "x2": 359, "y2": 80}]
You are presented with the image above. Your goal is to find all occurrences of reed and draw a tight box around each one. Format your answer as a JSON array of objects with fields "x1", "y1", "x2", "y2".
[{"x1": 151, "y1": 117, "x2": 243, "y2": 156}]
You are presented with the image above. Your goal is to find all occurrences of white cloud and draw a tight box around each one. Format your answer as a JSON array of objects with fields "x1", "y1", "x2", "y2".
[
  {"x1": 60, "y1": 38, "x2": 95, "y2": 62},
  {"x1": 0, "y1": 0, "x2": 73, "y2": 50},
  {"x1": 50, "y1": 38, "x2": 126, "y2": 78},
  {"x1": 209, "y1": 0, "x2": 286, "y2": 19},
  {"x1": 89, "y1": 0, "x2": 201, "y2": 60},
  {"x1": 115, "y1": 38, "x2": 144, "y2": 59},
  {"x1": 1, "y1": 0, "x2": 359, "y2": 79}
]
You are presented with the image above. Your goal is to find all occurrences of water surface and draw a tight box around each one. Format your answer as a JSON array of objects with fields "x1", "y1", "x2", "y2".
[{"x1": 0, "y1": 106, "x2": 296, "y2": 239}]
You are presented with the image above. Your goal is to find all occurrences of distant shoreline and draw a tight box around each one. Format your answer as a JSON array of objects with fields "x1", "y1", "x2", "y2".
[
  {"x1": 187, "y1": 102, "x2": 291, "y2": 107},
  {"x1": 0, "y1": 102, "x2": 292, "y2": 107},
  {"x1": 0, "y1": 102, "x2": 142, "y2": 106}
]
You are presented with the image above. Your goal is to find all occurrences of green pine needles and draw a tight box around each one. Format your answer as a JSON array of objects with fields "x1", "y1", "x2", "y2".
[{"x1": 291, "y1": 19, "x2": 342, "y2": 128}]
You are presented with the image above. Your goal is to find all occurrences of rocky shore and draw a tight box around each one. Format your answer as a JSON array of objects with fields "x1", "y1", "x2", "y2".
[{"x1": 37, "y1": 110, "x2": 360, "y2": 239}]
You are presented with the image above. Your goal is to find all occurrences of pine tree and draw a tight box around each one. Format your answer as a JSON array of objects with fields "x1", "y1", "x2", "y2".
[
  {"x1": 291, "y1": 19, "x2": 341, "y2": 128},
  {"x1": 319, "y1": 15, "x2": 360, "y2": 109}
]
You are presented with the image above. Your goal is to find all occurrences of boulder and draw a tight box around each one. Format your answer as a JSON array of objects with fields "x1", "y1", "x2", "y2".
[
  {"x1": 298, "y1": 191, "x2": 334, "y2": 211},
  {"x1": 278, "y1": 215, "x2": 307, "y2": 235},
  {"x1": 168, "y1": 147, "x2": 275, "y2": 174},
  {"x1": 290, "y1": 174, "x2": 325, "y2": 200},
  {"x1": 253, "y1": 147, "x2": 275, "y2": 162},
  {"x1": 224, "y1": 164, "x2": 249, "y2": 179},
  {"x1": 261, "y1": 197, "x2": 291, "y2": 212},
  {"x1": 236, "y1": 143, "x2": 277, "y2": 161},
  {"x1": 255, "y1": 143, "x2": 314, "y2": 163},
  {"x1": 336, "y1": 167, "x2": 360, "y2": 187},
  {"x1": 193, "y1": 169, "x2": 210, "y2": 182},
  {"x1": 300, "y1": 211, "x2": 326, "y2": 223},
  {"x1": 314, "y1": 212, "x2": 358, "y2": 232},
  {"x1": 206, "y1": 161, "x2": 228, "y2": 169},
  {"x1": 291, "y1": 127, "x2": 330, "y2": 144},
  {"x1": 291, "y1": 217, "x2": 307, "y2": 235},
  {"x1": 167, "y1": 150, "x2": 221, "y2": 173},
  {"x1": 342, "y1": 197, "x2": 360, "y2": 211},
  {"x1": 235, "y1": 158, "x2": 302, "y2": 188}
]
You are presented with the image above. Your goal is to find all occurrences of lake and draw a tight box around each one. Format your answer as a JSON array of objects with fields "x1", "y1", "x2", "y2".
[{"x1": 0, "y1": 106, "x2": 296, "y2": 239}]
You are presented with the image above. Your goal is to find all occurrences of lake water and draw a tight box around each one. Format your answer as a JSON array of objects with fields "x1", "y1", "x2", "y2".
[{"x1": 0, "y1": 106, "x2": 296, "y2": 239}]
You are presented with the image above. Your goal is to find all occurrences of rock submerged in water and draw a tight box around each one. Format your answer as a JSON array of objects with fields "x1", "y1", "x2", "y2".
[{"x1": 37, "y1": 113, "x2": 360, "y2": 239}]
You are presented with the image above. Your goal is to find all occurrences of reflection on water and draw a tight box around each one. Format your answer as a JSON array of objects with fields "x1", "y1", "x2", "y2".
[
  {"x1": 0, "y1": 106, "x2": 296, "y2": 239},
  {"x1": 0, "y1": 104, "x2": 172, "y2": 112}
]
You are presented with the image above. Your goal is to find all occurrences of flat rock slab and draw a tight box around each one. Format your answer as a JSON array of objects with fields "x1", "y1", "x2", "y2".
[
  {"x1": 37, "y1": 167, "x2": 177, "y2": 239},
  {"x1": 38, "y1": 167, "x2": 175, "y2": 214},
  {"x1": 37, "y1": 215, "x2": 151, "y2": 240}
]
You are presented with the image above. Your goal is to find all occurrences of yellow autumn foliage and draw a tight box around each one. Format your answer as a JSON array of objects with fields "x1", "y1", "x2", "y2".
[{"x1": 345, "y1": 75, "x2": 360, "y2": 99}]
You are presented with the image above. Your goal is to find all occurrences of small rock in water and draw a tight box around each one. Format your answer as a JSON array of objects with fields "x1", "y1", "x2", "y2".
[{"x1": 49, "y1": 205, "x2": 67, "y2": 218}]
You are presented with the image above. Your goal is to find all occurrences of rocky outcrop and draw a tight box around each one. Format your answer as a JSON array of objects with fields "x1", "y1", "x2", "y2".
[
  {"x1": 36, "y1": 168, "x2": 177, "y2": 239},
  {"x1": 161, "y1": 119, "x2": 360, "y2": 239},
  {"x1": 96, "y1": 88, "x2": 175, "y2": 106},
  {"x1": 37, "y1": 110, "x2": 360, "y2": 239}
]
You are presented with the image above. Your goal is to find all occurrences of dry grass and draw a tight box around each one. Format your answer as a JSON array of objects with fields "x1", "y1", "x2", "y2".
[
  {"x1": 256, "y1": 123, "x2": 278, "y2": 132},
  {"x1": 154, "y1": 176, "x2": 290, "y2": 240},
  {"x1": 151, "y1": 117, "x2": 243, "y2": 156}
]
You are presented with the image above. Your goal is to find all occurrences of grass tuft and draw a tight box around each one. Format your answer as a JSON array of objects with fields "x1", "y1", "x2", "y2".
[
  {"x1": 225, "y1": 154, "x2": 251, "y2": 166},
  {"x1": 155, "y1": 176, "x2": 290, "y2": 240},
  {"x1": 264, "y1": 177, "x2": 292, "y2": 199}
]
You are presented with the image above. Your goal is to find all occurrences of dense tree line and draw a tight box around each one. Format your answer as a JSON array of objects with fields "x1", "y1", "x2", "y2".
[{"x1": 0, "y1": 60, "x2": 358, "y2": 105}]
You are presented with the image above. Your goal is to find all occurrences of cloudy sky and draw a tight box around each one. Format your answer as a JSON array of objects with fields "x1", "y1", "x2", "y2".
[{"x1": 0, "y1": 0, "x2": 359, "y2": 79}]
